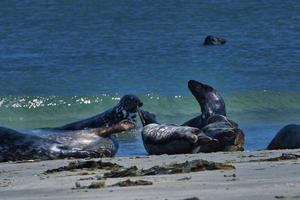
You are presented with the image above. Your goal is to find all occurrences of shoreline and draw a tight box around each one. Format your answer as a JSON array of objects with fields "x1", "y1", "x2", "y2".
[{"x1": 1, "y1": 149, "x2": 300, "y2": 200}]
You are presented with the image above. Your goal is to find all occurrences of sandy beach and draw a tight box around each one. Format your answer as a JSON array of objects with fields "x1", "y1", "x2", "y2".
[{"x1": 1, "y1": 149, "x2": 300, "y2": 200}]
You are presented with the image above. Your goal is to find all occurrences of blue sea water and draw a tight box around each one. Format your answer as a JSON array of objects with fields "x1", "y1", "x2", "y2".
[{"x1": 0, "y1": 0, "x2": 299, "y2": 156}]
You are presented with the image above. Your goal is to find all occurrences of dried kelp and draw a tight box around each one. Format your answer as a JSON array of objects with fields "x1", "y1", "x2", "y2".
[
  {"x1": 45, "y1": 160, "x2": 122, "y2": 174},
  {"x1": 103, "y1": 159, "x2": 235, "y2": 178},
  {"x1": 249, "y1": 153, "x2": 300, "y2": 162},
  {"x1": 111, "y1": 179, "x2": 153, "y2": 187},
  {"x1": 74, "y1": 181, "x2": 105, "y2": 189}
]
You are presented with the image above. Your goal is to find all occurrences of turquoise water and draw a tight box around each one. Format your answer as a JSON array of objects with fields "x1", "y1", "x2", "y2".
[{"x1": 0, "y1": 1, "x2": 299, "y2": 155}]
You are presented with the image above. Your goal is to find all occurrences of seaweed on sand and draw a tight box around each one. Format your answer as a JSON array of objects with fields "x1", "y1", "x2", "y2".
[
  {"x1": 45, "y1": 160, "x2": 122, "y2": 174},
  {"x1": 249, "y1": 153, "x2": 300, "y2": 162},
  {"x1": 103, "y1": 159, "x2": 235, "y2": 178},
  {"x1": 111, "y1": 179, "x2": 153, "y2": 187}
]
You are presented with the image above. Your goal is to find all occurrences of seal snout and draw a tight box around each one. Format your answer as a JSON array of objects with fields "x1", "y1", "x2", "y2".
[
  {"x1": 119, "y1": 120, "x2": 137, "y2": 131},
  {"x1": 120, "y1": 95, "x2": 143, "y2": 113}
]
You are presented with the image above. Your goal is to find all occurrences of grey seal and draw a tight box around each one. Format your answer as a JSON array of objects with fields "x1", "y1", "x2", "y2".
[
  {"x1": 56, "y1": 94, "x2": 143, "y2": 130},
  {"x1": 0, "y1": 95, "x2": 143, "y2": 162},
  {"x1": 138, "y1": 109, "x2": 217, "y2": 155},
  {"x1": 182, "y1": 80, "x2": 244, "y2": 152},
  {"x1": 267, "y1": 124, "x2": 300, "y2": 150},
  {"x1": 0, "y1": 120, "x2": 136, "y2": 162},
  {"x1": 203, "y1": 35, "x2": 226, "y2": 45}
]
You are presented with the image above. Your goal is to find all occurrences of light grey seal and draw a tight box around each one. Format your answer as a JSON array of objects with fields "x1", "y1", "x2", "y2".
[{"x1": 138, "y1": 109, "x2": 217, "y2": 155}]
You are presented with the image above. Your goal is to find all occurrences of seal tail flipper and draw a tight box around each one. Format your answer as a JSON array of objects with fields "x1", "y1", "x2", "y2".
[{"x1": 93, "y1": 120, "x2": 136, "y2": 137}]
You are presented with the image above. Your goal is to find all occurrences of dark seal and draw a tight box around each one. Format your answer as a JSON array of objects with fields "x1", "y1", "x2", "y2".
[
  {"x1": 182, "y1": 80, "x2": 244, "y2": 152},
  {"x1": 0, "y1": 95, "x2": 143, "y2": 162},
  {"x1": 138, "y1": 109, "x2": 217, "y2": 155},
  {"x1": 57, "y1": 95, "x2": 143, "y2": 130},
  {"x1": 267, "y1": 124, "x2": 300, "y2": 150},
  {"x1": 203, "y1": 35, "x2": 226, "y2": 45},
  {"x1": 0, "y1": 120, "x2": 135, "y2": 162}
]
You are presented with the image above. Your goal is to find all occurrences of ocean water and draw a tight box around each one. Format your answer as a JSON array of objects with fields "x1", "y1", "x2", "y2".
[{"x1": 0, "y1": 1, "x2": 299, "y2": 156}]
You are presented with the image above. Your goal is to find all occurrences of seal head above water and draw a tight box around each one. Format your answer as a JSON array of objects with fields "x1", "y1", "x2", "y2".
[{"x1": 203, "y1": 35, "x2": 226, "y2": 45}]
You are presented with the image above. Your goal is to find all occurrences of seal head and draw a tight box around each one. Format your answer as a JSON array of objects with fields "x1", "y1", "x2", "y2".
[
  {"x1": 182, "y1": 80, "x2": 226, "y2": 128},
  {"x1": 59, "y1": 94, "x2": 143, "y2": 130},
  {"x1": 203, "y1": 35, "x2": 226, "y2": 45}
]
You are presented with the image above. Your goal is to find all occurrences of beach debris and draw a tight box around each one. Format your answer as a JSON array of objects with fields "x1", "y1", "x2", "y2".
[
  {"x1": 249, "y1": 153, "x2": 300, "y2": 162},
  {"x1": 44, "y1": 160, "x2": 122, "y2": 174},
  {"x1": 14, "y1": 159, "x2": 40, "y2": 164},
  {"x1": 178, "y1": 176, "x2": 192, "y2": 181},
  {"x1": 74, "y1": 181, "x2": 105, "y2": 189},
  {"x1": 103, "y1": 166, "x2": 140, "y2": 178},
  {"x1": 78, "y1": 177, "x2": 95, "y2": 181},
  {"x1": 274, "y1": 195, "x2": 300, "y2": 199},
  {"x1": 111, "y1": 179, "x2": 153, "y2": 187},
  {"x1": 103, "y1": 159, "x2": 235, "y2": 178},
  {"x1": 181, "y1": 197, "x2": 200, "y2": 200},
  {"x1": 88, "y1": 181, "x2": 106, "y2": 189},
  {"x1": 224, "y1": 173, "x2": 236, "y2": 178}
]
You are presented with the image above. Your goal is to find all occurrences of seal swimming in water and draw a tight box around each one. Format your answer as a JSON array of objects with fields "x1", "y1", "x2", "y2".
[
  {"x1": 0, "y1": 120, "x2": 136, "y2": 162},
  {"x1": 0, "y1": 95, "x2": 143, "y2": 162},
  {"x1": 138, "y1": 109, "x2": 218, "y2": 155},
  {"x1": 182, "y1": 80, "x2": 244, "y2": 152},
  {"x1": 203, "y1": 35, "x2": 226, "y2": 45},
  {"x1": 267, "y1": 124, "x2": 300, "y2": 150}
]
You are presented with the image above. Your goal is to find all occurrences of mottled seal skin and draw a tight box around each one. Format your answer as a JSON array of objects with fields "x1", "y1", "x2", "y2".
[
  {"x1": 198, "y1": 115, "x2": 244, "y2": 153},
  {"x1": 182, "y1": 80, "x2": 244, "y2": 152},
  {"x1": 57, "y1": 95, "x2": 143, "y2": 130},
  {"x1": 267, "y1": 124, "x2": 300, "y2": 150},
  {"x1": 138, "y1": 109, "x2": 217, "y2": 155},
  {"x1": 203, "y1": 35, "x2": 226, "y2": 45},
  {"x1": 182, "y1": 80, "x2": 226, "y2": 129},
  {"x1": 0, "y1": 120, "x2": 136, "y2": 162},
  {"x1": 0, "y1": 95, "x2": 142, "y2": 162}
]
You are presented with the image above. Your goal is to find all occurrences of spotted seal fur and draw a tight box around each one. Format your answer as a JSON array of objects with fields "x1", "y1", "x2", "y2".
[
  {"x1": 0, "y1": 95, "x2": 143, "y2": 162},
  {"x1": 182, "y1": 80, "x2": 244, "y2": 152},
  {"x1": 138, "y1": 109, "x2": 217, "y2": 155}
]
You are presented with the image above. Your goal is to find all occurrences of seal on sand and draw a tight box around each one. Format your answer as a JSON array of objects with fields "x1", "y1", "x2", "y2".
[
  {"x1": 198, "y1": 115, "x2": 244, "y2": 152},
  {"x1": 182, "y1": 80, "x2": 244, "y2": 152},
  {"x1": 0, "y1": 120, "x2": 136, "y2": 162},
  {"x1": 0, "y1": 95, "x2": 143, "y2": 162},
  {"x1": 182, "y1": 80, "x2": 226, "y2": 129},
  {"x1": 267, "y1": 124, "x2": 300, "y2": 150},
  {"x1": 138, "y1": 109, "x2": 217, "y2": 155}
]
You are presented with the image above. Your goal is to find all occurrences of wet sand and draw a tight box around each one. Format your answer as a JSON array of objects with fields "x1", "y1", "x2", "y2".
[{"x1": 1, "y1": 149, "x2": 300, "y2": 200}]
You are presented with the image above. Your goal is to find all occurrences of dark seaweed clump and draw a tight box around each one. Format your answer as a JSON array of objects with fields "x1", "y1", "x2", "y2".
[
  {"x1": 103, "y1": 159, "x2": 235, "y2": 178},
  {"x1": 45, "y1": 160, "x2": 122, "y2": 174}
]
